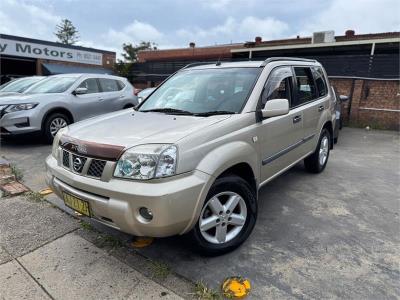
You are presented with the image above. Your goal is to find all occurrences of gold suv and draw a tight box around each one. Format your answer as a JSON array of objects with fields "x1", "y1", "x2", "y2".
[{"x1": 46, "y1": 58, "x2": 335, "y2": 255}]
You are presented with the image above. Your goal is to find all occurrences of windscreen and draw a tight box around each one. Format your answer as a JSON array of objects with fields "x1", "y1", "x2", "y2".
[
  {"x1": 25, "y1": 77, "x2": 77, "y2": 94},
  {"x1": 139, "y1": 67, "x2": 261, "y2": 114},
  {"x1": 0, "y1": 77, "x2": 44, "y2": 93}
]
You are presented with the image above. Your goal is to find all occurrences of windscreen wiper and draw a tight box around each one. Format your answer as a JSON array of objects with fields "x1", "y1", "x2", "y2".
[
  {"x1": 194, "y1": 110, "x2": 236, "y2": 117},
  {"x1": 140, "y1": 108, "x2": 194, "y2": 115}
]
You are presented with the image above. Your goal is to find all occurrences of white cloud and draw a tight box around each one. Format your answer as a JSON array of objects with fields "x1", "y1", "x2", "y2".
[
  {"x1": 0, "y1": 0, "x2": 61, "y2": 40},
  {"x1": 102, "y1": 20, "x2": 164, "y2": 49},
  {"x1": 300, "y1": 0, "x2": 400, "y2": 36},
  {"x1": 176, "y1": 16, "x2": 289, "y2": 45}
]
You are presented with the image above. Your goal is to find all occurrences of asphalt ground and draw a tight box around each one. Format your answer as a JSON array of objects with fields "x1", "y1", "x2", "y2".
[{"x1": 1, "y1": 127, "x2": 399, "y2": 299}]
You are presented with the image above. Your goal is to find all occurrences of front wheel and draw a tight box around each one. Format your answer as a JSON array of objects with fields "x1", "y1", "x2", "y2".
[
  {"x1": 43, "y1": 113, "x2": 70, "y2": 143},
  {"x1": 189, "y1": 175, "x2": 257, "y2": 256},
  {"x1": 304, "y1": 128, "x2": 331, "y2": 173}
]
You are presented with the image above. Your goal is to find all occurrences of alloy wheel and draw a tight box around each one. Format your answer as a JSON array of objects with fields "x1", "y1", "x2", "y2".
[
  {"x1": 49, "y1": 117, "x2": 68, "y2": 137},
  {"x1": 199, "y1": 191, "x2": 247, "y2": 244},
  {"x1": 319, "y1": 135, "x2": 329, "y2": 166}
]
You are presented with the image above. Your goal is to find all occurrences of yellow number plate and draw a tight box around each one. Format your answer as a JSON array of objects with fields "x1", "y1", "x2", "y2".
[{"x1": 63, "y1": 192, "x2": 91, "y2": 217}]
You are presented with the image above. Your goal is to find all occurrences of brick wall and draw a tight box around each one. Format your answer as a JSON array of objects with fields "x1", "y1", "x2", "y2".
[{"x1": 330, "y1": 78, "x2": 400, "y2": 130}]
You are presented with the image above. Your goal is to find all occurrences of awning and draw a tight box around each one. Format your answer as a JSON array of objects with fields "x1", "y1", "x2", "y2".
[{"x1": 42, "y1": 63, "x2": 114, "y2": 75}]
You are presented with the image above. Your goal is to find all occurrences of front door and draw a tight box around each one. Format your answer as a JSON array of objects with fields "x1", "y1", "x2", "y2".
[
  {"x1": 72, "y1": 78, "x2": 104, "y2": 120},
  {"x1": 257, "y1": 66, "x2": 305, "y2": 183}
]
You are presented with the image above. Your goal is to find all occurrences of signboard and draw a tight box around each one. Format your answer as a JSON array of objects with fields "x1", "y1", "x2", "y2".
[{"x1": 0, "y1": 38, "x2": 103, "y2": 65}]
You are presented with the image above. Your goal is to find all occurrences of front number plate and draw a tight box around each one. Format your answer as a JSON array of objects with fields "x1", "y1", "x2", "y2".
[{"x1": 63, "y1": 192, "x2": 91, "y2": 217}]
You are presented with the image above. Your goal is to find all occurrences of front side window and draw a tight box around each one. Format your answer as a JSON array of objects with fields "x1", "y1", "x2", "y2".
[
  {"x1": 293, "y1": 67, "x2": 317, "y2": 106},
  {"x1": 313, "y1": 67, "x2": 328, "y2": 97},
  {"x1": 139, "y1": 67, "x2": 261, "y2": 114},
  {"x1": 78, "y1": 78, "x2": 100, "y2": 94},
  {"x1": 99, "y1": 78, "x2": 119, "y2": 92},
  {"x1": 24, "y1": 77, "x2": 77, "y2": 94},
  {"x1": 262, "y1": 67, "x2": 293, "y2": 106}
]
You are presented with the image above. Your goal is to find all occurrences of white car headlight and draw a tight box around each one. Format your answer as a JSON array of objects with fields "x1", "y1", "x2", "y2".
[
  {"x1": 114, "y1": 144, "x2": 177, "y2": 180},
  {"x1": 4, "y1": 103, "x2": 38, "y2": 113},
  {"x1": 52, "y1": 127, "x2": 69, "y2": 158}
]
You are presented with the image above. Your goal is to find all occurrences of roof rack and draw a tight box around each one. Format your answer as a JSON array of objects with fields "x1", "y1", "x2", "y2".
[
  {"x1": 180, "y1": 61, "x2": 217, "y2": 70},
  {"x1": 261, "y1": 57, "x2": 317, "y2": 66}
]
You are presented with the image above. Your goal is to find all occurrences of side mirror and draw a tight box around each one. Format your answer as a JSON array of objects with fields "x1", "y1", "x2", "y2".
[
  {"x1": 261, "y1": 98, "x2": 289, "y2": 118},
  {"x1": 339, "y1": 95, "x2": 349, "y2": 102},
  {"x1": 73, "y1": 87, "x2": 88, "y2": 95}
]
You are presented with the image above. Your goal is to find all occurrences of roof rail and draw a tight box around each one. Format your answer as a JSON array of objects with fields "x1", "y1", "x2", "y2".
[
  {"x1": 180, "y1": 61, "x2": 217, "y2": 70},
  {"x1": 261, "y1": 57, "x2": 317, "y2": 66}
]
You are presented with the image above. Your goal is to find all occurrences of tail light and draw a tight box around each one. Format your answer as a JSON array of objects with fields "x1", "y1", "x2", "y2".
[{"x1": 134, "y1": 88, "x2": 142, "y2": 96}]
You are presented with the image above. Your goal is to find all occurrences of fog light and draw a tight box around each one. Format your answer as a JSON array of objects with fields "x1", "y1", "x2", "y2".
[{"x1": 139, "y1": 207, "x2": 153, "y2": 221}]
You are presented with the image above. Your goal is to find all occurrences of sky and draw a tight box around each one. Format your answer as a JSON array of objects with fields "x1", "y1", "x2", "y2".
[{"x1": 0, "y1": 0, "x2": 399, "y2": 58}]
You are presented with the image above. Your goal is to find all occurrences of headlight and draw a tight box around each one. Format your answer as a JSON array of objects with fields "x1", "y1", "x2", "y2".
[
  {"x1": 4, "y1": 103, "x2": 38, "y2": 113},
  {"x1": 114, "y1": 144, "x2": 177, "y2": 180},
  {"x1": 52, "y1": 127, "x2": 69, "y2": 158}
]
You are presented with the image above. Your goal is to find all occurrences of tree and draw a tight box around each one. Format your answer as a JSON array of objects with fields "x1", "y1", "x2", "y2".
[
  {"x1": 121, "y1": 41, "x2": 158, "y2": 63},
  {"x1": 114, "y1": 41, "x2": 157, "y2": 77},
  {"x1": 55, "y1": 19, "x2": 79, "y2": 45}
]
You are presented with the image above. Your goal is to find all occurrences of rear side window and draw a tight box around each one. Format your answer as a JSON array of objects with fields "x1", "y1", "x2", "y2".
[
  {"x1": 78, "y1": 78, "x2": 100, "y2": 94},
  {"x1": 263, "y1": 66, "x2": 293, "y2": 106},
  {"x1": 99, "y1": 78, "x2": 119, "y2": 92},
  {"x1": 313, "y1": 67, "x2": 328, "y2": 97},
  {"x1": 293, "y1": 67, "x2": 317, "y2": 106},
  {"x1": 117, "y1": 80, "x2": 125, "y2": 90}
]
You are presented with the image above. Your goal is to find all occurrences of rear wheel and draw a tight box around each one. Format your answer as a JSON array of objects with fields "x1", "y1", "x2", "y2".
[
  {"x1": 43, "y1": 113, "x2": 70, "y2": 143},
  {"x1": 190, "y1": 175, "x2": 257, "y2": 256},
  {"x1": 304, "y1": 128, "x2": 330, "y2": 173}
]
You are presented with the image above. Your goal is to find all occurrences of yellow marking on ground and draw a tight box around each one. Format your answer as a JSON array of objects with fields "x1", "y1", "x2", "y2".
[
  {"x1": 130, "y1": 237, "x2": 154, "y2": 248},
  {"x1": 39, "y1": 188, "x2": 53, "y2": 196},
  {"x1": 222, "y1": 277, "x2": 251, "y2": 299}
]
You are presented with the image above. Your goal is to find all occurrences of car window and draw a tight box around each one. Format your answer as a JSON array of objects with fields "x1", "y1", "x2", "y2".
[
  {"x1": 116, "y1": 80, "x2": 125, "y2": 90},
  {"x1": 99, "y1": 78, "x2": 119, "y2": 92},
  {"x1": 293, "y1": 67, "x2": 317, "y2": 106},
  {"x1": 24, "y1": 77, "x2": 77, "y2": 94},
  {"x1": 313, "y1": 67, "x2": 328, "y2": 97},
  {"x1": 78, "y1": 78, "x2": 100, "y2": 94},
  {"x1": 0, "y1": 77, "x2": 44, "y2": 93},
  {"x1": 139, "y1": 67, "x2": 261, "y2": 114},
  {"x1": 263, "y1": 66, "x2": 293, "y2": 107}
]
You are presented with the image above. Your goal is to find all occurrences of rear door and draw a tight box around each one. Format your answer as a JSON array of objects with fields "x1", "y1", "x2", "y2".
[
  {"x1": 257, "y1": 66, "x2": 305, "y2": 182},
  {"x1": 72, "y1": 78, "x2": 103, "y2": 120},
  {"x1": 98, "y1": 78, "x2": 124, "y2": 113},
  {"x1": 293, "y1": 66, "x2": 330, "y2": 153}
]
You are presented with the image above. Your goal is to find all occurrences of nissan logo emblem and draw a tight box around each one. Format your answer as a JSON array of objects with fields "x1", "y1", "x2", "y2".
[{"x1": 73, "y1": 157, "x2": 83, "y2": 172}]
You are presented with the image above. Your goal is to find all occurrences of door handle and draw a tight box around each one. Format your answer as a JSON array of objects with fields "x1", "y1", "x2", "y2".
[
  {"x1": 119, "y1": 95, "x2": 124, "y2": 98},
  {"x1": 98, "y1": 97, "x2": 104, "y2": 101},
  {"x1": 318, "y1": 105, "x2": 324, "y2": 112},
  {"x1": 293, "y1": 115, "x2": 302, "y2": 123}
]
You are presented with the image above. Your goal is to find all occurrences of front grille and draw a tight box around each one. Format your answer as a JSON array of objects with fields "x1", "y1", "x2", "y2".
[
  {"x1": 87, "y1": 159, "x2": 106, "y2": 178},
  {"x1": 71, "y1": 154, "x2": 87, "y2": 173},
  {"x1": 62, "y1": 150, "x2": 70, "y2": 168},
  {"x1": 61, "y1": 148, "x2": 108, "y2": 180}
]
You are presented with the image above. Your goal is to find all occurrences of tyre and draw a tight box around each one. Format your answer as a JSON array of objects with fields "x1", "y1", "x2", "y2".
[
  {"x1": 43, "y1": 113, "x2": 70, "y2": 143},
  {"x1": 304, "y1": 128, "x2": 330, "y2": 173},
  {"x1": 190, "y1": 175, "x2": 257, "y2": 256}
]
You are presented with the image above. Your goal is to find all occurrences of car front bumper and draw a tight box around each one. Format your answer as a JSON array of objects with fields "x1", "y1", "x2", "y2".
[
  {"x1": 0, "y1": 109, "x2": 41, "y2": 135},
  {"x1": 45, "y1": 155, "x2": 212, "y2": 237}
]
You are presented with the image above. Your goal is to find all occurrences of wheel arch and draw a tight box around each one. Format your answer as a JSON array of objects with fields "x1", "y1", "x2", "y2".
[
  {"x1": 41, "y1": 107, "x2": 74, "y2": 130},
  {"x1": 322, "y1": 120, "x2": 334, "y2": 149}
]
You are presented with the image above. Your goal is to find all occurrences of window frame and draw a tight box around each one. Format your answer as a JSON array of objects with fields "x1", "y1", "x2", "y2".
[
  {"x1": 98, "y1": 78, "x2": 120, "y2": 93},
  {"x1": 259, "y1": 66, "x2": 295, "y2": 110},
  {"x1": 291, "y1": 65, "x2": 327, "y2": 109},
  {"x1": 77, "y1": 77, "x2": 101, "y2": 94}
]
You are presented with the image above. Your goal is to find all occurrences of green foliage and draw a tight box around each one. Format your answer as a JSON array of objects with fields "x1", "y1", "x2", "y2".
[
  {"x1": 10, "y1": 164, "x2": 23, "y2": 181},
  {"x1": 25, "y1": 191, "x2": 44, "y2": 203},
  {"x1": 149, "y1": 260, "x2": 170, "y2": 279},
  {"x1": 192, "y1": 281, "x2": 221, "y2": 300},
  {"x1": 55, "y1": 19, "x2": 79, "y2": 45},
  {"x1": 114, "y1": 41, "x2": 157, "y2": 77}
]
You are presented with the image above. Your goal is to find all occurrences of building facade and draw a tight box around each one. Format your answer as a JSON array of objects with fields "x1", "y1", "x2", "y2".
[{"x1": 0, "y1": 34, "x2": 116, "y2": 83}]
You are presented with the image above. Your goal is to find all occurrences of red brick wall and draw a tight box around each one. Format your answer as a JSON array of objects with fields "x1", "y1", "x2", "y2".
[{"x1": 330, "y1": 78, "x2": 400, "y2": 130}]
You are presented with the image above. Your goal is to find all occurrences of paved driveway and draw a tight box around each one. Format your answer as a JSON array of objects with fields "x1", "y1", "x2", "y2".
[{"x1": 1, "y1": 128, "x2": 399, "y2": 299}]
